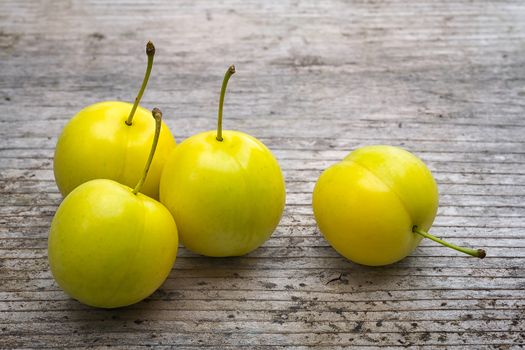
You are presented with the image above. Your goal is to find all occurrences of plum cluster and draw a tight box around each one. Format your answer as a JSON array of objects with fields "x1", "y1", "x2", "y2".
[{"x1": 48, "y1": 42, "x2": 485, "y2": 309}]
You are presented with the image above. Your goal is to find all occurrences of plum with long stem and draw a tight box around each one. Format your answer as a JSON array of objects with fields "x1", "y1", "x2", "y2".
[
  {"x1": 313, "y1": 145, "x2": 486, "y2": 266},
  {"x1": 49, "y1": 108, "x2": 178, "y2": 308},
  {"x1": 53, "y1": 41, "x2": 176, "y2": 199},
  {"x1": 159, "y1": 65, "x2": 286, "y2": 257}
]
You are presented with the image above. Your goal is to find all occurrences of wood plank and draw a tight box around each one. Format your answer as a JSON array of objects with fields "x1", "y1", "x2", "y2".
[{"x1": 1, "y1": 0, "x2": 524, "y2": 348}]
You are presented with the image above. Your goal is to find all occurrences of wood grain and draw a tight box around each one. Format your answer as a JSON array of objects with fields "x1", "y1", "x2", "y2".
[{"x1": 1, "y1": 0, "x2": 524, "y2": 348}]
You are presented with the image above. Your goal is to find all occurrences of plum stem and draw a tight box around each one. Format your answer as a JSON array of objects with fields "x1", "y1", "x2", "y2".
[
  {"x1": 126, "y1": 41, "x2": 155, "y2": 126},
  {"x1": 132, "y1": 108, "x2": 162, "y2": 195},
  {"x1": 413, "y1": 226, "x2": 486, "y2": 259},
  {"x1": 216, "y1": 65, "x2": 236, "y2": 141}
]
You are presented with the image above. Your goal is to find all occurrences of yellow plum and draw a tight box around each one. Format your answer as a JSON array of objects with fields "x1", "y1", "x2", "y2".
[
  {"x1": 160, "y1": 66, "x2": 285, "y2": 257},
  {"x1": 54, "y1": 42, "x2": 175, "y2": 199},
  {"x1": 313, "y1": 145, "x2": 485, "y2": 266},
  {"x1": 48, "y1": 109, "x2": 178, "y2": 308}
]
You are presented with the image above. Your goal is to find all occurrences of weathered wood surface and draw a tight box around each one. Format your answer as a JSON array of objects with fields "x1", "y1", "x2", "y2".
[{"x1": 1, "y1": 0, "x2": 524, "y2": 348}]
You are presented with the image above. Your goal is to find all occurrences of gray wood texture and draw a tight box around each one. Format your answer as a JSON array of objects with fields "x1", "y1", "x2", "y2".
[{"x1": 1, "y1": 0, "x2": 524, "y2": 348}]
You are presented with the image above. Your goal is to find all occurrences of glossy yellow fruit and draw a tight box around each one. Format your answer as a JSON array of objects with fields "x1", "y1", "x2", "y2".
[
  {"x1": 159, "y1": 130, "x2": 285, "y2": 257},
  {"x1": 159, "y1": 65, "x2": 285, "y2": 257},
  {"x1": 49, "y1": 108, "x2": 178, "y2": 308},
  {"x1": 48, "y1": 179, "x2": 178, "y2": 308},
  {"x1": 313, "y1": 145, "x2": 439, "y2": 266},
  {"x1": 54, "y1": 101, "x2": 176, "y2": 199}
]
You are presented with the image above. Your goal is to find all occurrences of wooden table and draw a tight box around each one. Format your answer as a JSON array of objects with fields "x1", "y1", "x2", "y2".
[{"x1": 1, "y1": 1, "x2": 524, "y2": 348}]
